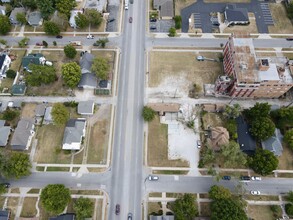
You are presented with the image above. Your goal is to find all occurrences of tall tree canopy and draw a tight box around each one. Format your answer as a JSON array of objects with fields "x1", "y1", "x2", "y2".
[
  {"x1": 0, "y1": 15, "x2": 11, "y2": 35},
  {"x1": 142, "y1": 106, "x2": 156, "y2": 122},
  {"x1": 249, "y1": 117, "x2": 275, "y2": 140},
  {"x1": 25, "y1": 64, "x2": 57, "y2": 86},
  {"x1": 209, "y1": 185, "x2": 231, "y2": 200},
  {"x1": 221, "y1": 141, "x2": 247, "y2": 168},
  {"x1": 91, "y1": 57, "x2": 110, "y2": 80},
  {"x1": 55, "y1": 0, "x2": 76, "y2": 17},
  {"x1": 244, "y1": 102, "x2": 271, "y2": 120},
  {"x1": 74, "y1": 197, "x2": 94, "y2": 220},
  {"x1": 44, "y1": 21, "x2": 60, "y2": 35},
  {"x1": 284, "y1": 129, "x2": 293, "y2": 150},
  {"x1": 85, "y1": 9, "x2": 103, "y2": 27},
  {"x1": 223, "y1": 104, "x2": 241, "y2": 119},
  {"x1": 171, "y1": 194, "x2": 198, "y2": 220},
  {"x1": 75, "y1": 13, "x2": 89, "y2": 29},
  {"x1": 63, "y1": 44, "x2": 77, "y2": 59},
  {"x1": 61, "y1": 62, "x2": 81, "y2": 88},
  {"x1": 37, "y1": 0, "x2": 54, "y2": 19},
  {"x1": 51, "y1": 103, "x2": 70, "y2": 126}
]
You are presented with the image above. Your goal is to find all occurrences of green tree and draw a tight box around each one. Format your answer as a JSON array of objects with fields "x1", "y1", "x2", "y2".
[
  {"x1": 91, "y1": 57, "x2": 109, "y2": 80},
  {"x1": 287, "y1": 191, "x2": 293, "y2": 204},
  {"x1": 221, "y1": 141, "x2": 247, "y2": 168},
  {"x1": 0, "y1": 39, "x2": 7, "y2": 45},
  {"x1": 142, "y1": 106, "x2": 156, "y2": 122},
  {"x1": 21, "y1": 0, "x2": 38, "y2": 10},
  {"x1": 172, "y1": 194, "x2": 198, "y2": 220},
  {"x1": 225, "y1": 119, "x2": 238, "y2": 140},
  {"x1": 53, "y1": 41, "x2": 57, "y2": 46},
  {"x1": 223, "y1": 104, "x2": 241, "y2": 119},
  {"x1": 250, "y1": 117, "x2": 275, "y2": 140},
  {"x1": 168, "y1": 27, "x2": 176, "y2": 37},
  {"x1": 63, "y1": 44, "x2": 77, "y2": 59},
  {"x1": 211, "y1": 198, "x2": 247, "y2": 220},
  {"x1": 201, "y1": 148, "x2": 215, "y2": 165},
  {"x1": 286, "y1": 2, "x2": 293, "y2": 19},
  {"x1": 0, "y1": 184, "x2": 7, "y2": 195},
  {"x1": 44, "y1": 21, "x2": 61, "y2": 35},
  {"x1": 6, "y1": 69, "x2": 16, "y2": 79},
  {"x1": 51, "y1": 103, "x2": 70, "y2": 126},
  {"x1": 244, "y1": 102, "x2": 271, "y2": 120},
  {"x1": 249, "y1": 148, "x2": 278, "y2": 176},
  {"x1": 16, "y1": 12, "x2": 27, "y2": 25},
  {"x1": 25, "y1": 64, "x2": 57, "y2": 86},
  {"x1": 40, "y1": 184, "x2": 71, "y2": 214},
  {"x1": 37, "y1": 0, "x2": 54, "y2": 19},
  {"x1": 174, "y1": 15, "x2": 182, "y2": 29},
  {"x1": 284, "y1": 129, "x2": 293, "y2": 150},
  {"x1": 55, "y1": 0, "x2": 76, "y2": 17},
  {"x1": 61, "y1": 62, "x2": 81, "y2": 88},
  {"x1": 85, "y1": 9, "x2": 103, "y2": 27},
  {"x1": 75, "y1": 12, "x2": 89, "y2": 28},
  {"x1": 0, "y1": 15, "x2": 11, "y2": 35},
  {"x1": 42, "y1": 40, "x2": 48, "y2": 47},
  {"x1": 74, "y1": 197, "x2": 94, "y2": 220},
  {"x1": 18, "y1": 37, "x2": 30, "y2": 48},
  {"x1": 286, "y1": 203, "x2": 293, "y2": 216},
  {"x1": 209, "y1": 185, "x2": 231, "y2": 200},
  {"x1": 4, "y1": 4, "x2": 12, "y2": 15},
  {"x1": 2, "y1": 109, "x2": 18, "y2": 121},
  {"x1": 96, "y1": 38, "x2": 109, "y2": 48},
  {"x1": 2, "y1": 152, "x2": 32, "y2": 179}
]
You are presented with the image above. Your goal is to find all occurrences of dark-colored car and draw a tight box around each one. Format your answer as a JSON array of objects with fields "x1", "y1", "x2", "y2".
[
  {"x1": 129, "y1": 17, "x2": 133, "y2": 23},
  {"x1": 150, "y1": 26, "x2": 156, "y2": 30},
  {"x1": 150, "y1": 18, "x2": 157, "y2": 22},
  {"x1": 115, "y1": 204, "x2": 120, "y2": 215},
  {"x1": 128, "y1": 213, "x2": 132, "y2": 220},
  {"x1": 0, "y1": 183, "x2": 10, "y2": 188},
  {"x1": 108, "y1": 18, "x2": 115, "y2": 23},
  {"x1": 36, "y1": 42, "x2": 43, "y2": 46},
  {"x1": 222, "y1": 176, "x2": 231, "y2": 180},
  {"x1": 56, "y1": 35, "x2": 63, "y2": 39},
  {"x1": 286, "y1": 38, "x2": 293, "y2": 41},
  {"x1": 240, "y1": 176, "x2": 250, "y2": 181}
]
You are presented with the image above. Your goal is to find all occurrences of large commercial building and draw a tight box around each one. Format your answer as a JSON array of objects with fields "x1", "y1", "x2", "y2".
[{"x1": 215, "y1": 35, "x2": 293, "y2": 98}]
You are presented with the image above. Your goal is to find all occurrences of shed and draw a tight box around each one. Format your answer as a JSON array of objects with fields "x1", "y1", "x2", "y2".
[
  {"x1": 44, "y1": 107, "x2": 53, "y2": 124},
  {"x1": 11, "y1": 84, "x2": 26, "y2": 95},
  {"x1": 77, "y1": 101, "x2": 94, "y2": 115},
  {"x1": 35, "y1": 104, "x2": 46, "y2": 117}
]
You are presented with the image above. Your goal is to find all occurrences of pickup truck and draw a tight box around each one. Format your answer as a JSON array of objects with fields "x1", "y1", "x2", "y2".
[{"x1": 69, "y1": 41, "x2": 81, "y2": 46}]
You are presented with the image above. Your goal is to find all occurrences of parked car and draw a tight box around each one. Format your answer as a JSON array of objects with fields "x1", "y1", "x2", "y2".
[
  {"x1": 197, "y1": 140, "x2": 201, "y2": 149},
  {"x1": 128, "y1": 213, "x2": 132, "y2": 220},
  {"x1": 240, "y1": 176, "x2": 250, "y2": 181},
  {"x1": 150, "y1": 26, "x2": 156, "y2": 30},
  {"x1": 87, "y1": 34, "x2": 94, "y2": 39},
  {"x1": 36, "y1": 42, "x2": 43, "y2": 46},
  {"x1": 251, "y1": 190, "x2": 260, "y2": 195},
  {"x1": 251, "y1": 176, "x2": 261, "y2": 181},
  {"x1": 0, "y1": 183, "x2": 10, "y2": 188},
  {"x1": 197, "y1": 56, "x2": 204, "y2": 61},
  {"x1": 222, "y1": 176, "x2": 231, "y2": 180},
  {"x1": 129, "y1": 17, "x2": 133, "y2": 23},
  {"x1": 286, "y1": 38, "x2": 293, "y2": 41},
  {"x1": 115, "y1": 204, "x2": 120, "y2": 215},
  {"x1": 56, "y1": 35, "x2": 63, "y2": 39},
  {"x1": 150, "y1": 18, "x2": 157, "y2": 22},
  {"x1": 108, "y1": 18, "x2": 115, "y2": 23},
  {"x1": 148, "y1": 175, "x2": 159, "y2": 181},
  {"x1": 93, "y1": 42, "x2": 100, "y2": 46}
]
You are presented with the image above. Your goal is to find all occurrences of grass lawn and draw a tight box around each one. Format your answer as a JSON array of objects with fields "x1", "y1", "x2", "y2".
[
  {"x1": 90, "y1": 50, "x2": 116, "y2": 75},
  {"x1": 165, "y1": 193, "x2": 183, "y2": 198},
  {"x1": 71, "y1": 190, "x2": 103, "y2": 195},
  {"x1": 202, "y1": 112, "x2": 224, "y2": 130},
  {"x1": 66, "y1": 198, "x2": 75, "y2": 213},
  {"x1": 199, "y1": 202, "x2": 211, "y2": 217},
  {"x1": 39, "y1": 203, "x2": 50, "y2": 220},
  {"x1": 73, "y1": 150, "x2": 84, "y2": 164},
  {"x1": 24, "y1": 25, "x2": 35, "y2": 32},
  {"x1": 34, "y1": 124, "x2": 72, "y2": 164},
  {"x1": 283, "y1": 53, "x2": 293, "y2": 60},
  {"x1": 46, "y1": 167, "x2": 70, "y2": 172},
  {"x1": 96, "y1": 199, "x2": 103, "y2": 220},
  {"x1": 20, "y1": 197, "x2": 38, "y2": 217},
  {"x1": 269, "y1": 3, "x2": 293, "y2": 34},
  {"x1": 148, "y1": 115, "x2": 189, "y2": 167},
  {"x1": 148, "y1": 202, "x2": 162, "y2": 215},
  {"x1": 10, "y1": 49, "x2": 27, "y2": 72},
  {"x1": 247, "y1": 205, "x2": 278, "y2": 220},
  {"x1": 10, "y1": 188, "x2": 20, "y2": 193},
  {"x1": 175, "y1": 0, "x2": 196, "y2": 15},
  {"x1": 244, "y1": 195, "x2": 279, "y2": 201},
  {"x1": 87, "y1": 105, "x2": 111, "y2": 164},
  {"x1": 0, "y1": 196, "x2": 6, "y2": 209},
  {"x1": 0, "y1": 78, "x2": 14, "y2": 92},
  {"x1": 27, "y1": 189, "x2": 40, "y2": 194},
  {"x1": 223, "y1": 13, "x2": 257, "y2": 34},
  {"x1": 7, "y1": 197, "x2": 19, "y2": 220},
  {"x1": 153, "y1": 170, "x2": 189, "y2": 175},
  {"x1": 149, "y1": 192, "x2": 162, "y2": 197},
  {"x1": 149, "y1": 51, "x2": 222, "y2": 92},
  {"x1": 204, "y1": 0, "x2": 250, "y2": 2},
  {"x1": 255, "y1": 52, "x2": 277, "y2": 57},
  {"x1": 278, "y1": 173, "x2": 293, "y2": 178},
  {"x1": 278, "y1": 144, "x2": 293, "y2": 170},
  {"x1": 21, "y1": 103, "x2": 37, "y2": 119}
]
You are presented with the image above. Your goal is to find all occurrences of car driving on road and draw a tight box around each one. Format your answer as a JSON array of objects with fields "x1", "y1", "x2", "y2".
[
  {"x1": 222, "y1": 176, "x2": 231, "y2": 180},
  {"x1": 148, "y1": 175, "x2": 159, "y2": 181},
  {"x1": 128, "y1": 213, "x2": 132, "y2": 220},
  {"x1": 251, "y1": 190, "x2": 260, "y2": 195},
  {"x1": 129, "y1": 17, "x2": 133, "y2": 23},
  {"x1": 251, "y1": 176, "x2": 261, "y2": 181},
  {"x1": 240, "y1": 176, "x2": 250, "y2": 181},
  {"x1": 87, "y1": 34, "x2": 94, "y2": 39},
  {"x1": 115, "y1": 204, "x2": 120, "y2": 215}
]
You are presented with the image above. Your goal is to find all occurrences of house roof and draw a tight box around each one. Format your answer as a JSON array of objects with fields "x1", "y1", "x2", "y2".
[
  {"x1": 153, "y1": 0, "x2": 174, "y2": 17},
  {"x1": 210, "y1": 127, "x2": 229, "y2": 150},
  {"x1": 28, "y1": 11, "x2": 42, "y2": 26},
  {"x1": 11, "y1": 84, "x2": 26, "y2": 95},
  {"x1": 0, "y1": 54, "x2": 6, "y2": 69},
  {"x1": 0, "y1": 120, "x2": 10, "y2": 146},
  {"x1": 35, "y1": 104, "x2": 46, "y2": 117},
  {"x1": 149, "y1": 215, "x2": 174, "y2": 220},
  {"x1": 0, "y1": 210, "x2": 9, "y2": 220},
  {"x1": 236, "y1": 116, "x2": 256, "y2": 155},
  {"x1": 22, "y1": 53, "x2": 44, "y2": 69},
  {"x1": 79, "y1": 52, "x2": 94, "y2": 73},
  {"x1": 0, "y1": 6, "x2": 6, "y2": 16},
  {"x1": 44, "y1": 106, "x2": 53, "y2": 122},
  {"x1": 11, "y1": 118, "x2": 34, "y2": 150},
  {"x1": 9, "y1": 8, "x2": 25, "y2": 23},
  {"x1": 62, "y1": 119, "x2": 86, "y2": 146},
  {"x1": 78, "y1": 73, "x2": 97, "y2": 88},
  {"x1": 99, "y1": 80, "x2": 108, "y2": 88},
  {"x1": 261, "y1": 129, "x2": 283, "y2": 156},
  {"x1": 50, "y1": 213, "x2": 75, "y2": 220},
  {"x1": 225, "y1": 4, "x2": 249, "y2": 23},
  {"x1": 148, "y1": 103, "x2": 180, "y2": 114},
  {"x1": 77, "y1": 101, "x2": 94, "y2": 115}
]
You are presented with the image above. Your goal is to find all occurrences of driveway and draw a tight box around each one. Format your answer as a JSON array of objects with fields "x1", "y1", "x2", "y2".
[{"x1": 181, "y1": 0, "x2": 274, "y2": 33}]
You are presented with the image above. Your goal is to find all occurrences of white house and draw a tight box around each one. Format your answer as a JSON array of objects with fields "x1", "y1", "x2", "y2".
[
  {"x1": 62, "y1": 119, "x2": 86, "y2": 150},
  {"x1": 0, "y1": 54, "x2": 11, "y2": 79}
]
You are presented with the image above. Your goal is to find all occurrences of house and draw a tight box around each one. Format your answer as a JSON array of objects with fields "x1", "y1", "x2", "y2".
[
  {"x1": 148, "y1": 103, "x2": 180, "y2": 116},
  {"x1": 153, "y1": 0, "x2": 174, "y2": 19},
  {"x1": 0, "y1": 6, "x2": 6, "y2": 16},
  {"x1": 69, "y1": 10, "x2": 83, "y2": 28},
  {"x1": 78, "y1": 52, "x2": 97, "y2": 89},
  {"x1": 224, "y1": 4, "x2": 249, "y2": 26},
  {"x1": 0, "y1": 53, "x2": 11, "y2": 79},
  {"x1": 149, "y1": 215, "x2": 174, "y2": 220},
  {"x1": 9, "y1": 8, "x2": 25, "y2": 25},
  {"x1": 50, "y1": 213, "x2": 75, "y2": 220},
  {"x1": 22, "y1": 53, "x2": 45, "y2": 71},
  {"x1": 35, "y1": 104, "x2": 46, "y2": 124},
  {"x1": 77, "y1": 101, "x2": 94, "y2": 115},
  {"x1": 11, "y1": 118, "x2": 35, "y2": 150},
  {"x1": 44, "y1": 106, "x2": 53, "y2": 124},
  {"x1": 215, "y1": 35, "x2": 293, "y2": 98},
  {"x1": 28, "y1": 11, "x2": 43, "y2": 26},
  {"x1": 11, "y1": 84, "x2": 26, "y2": 95},
  {"x1": 209, "y1": 127, "x2": 229, "y2": 151},
  {"x1": 0, "y1": 120, "x2": 11, "y2": 146},
  {"x1": 236, "y1": 116, "x2": 256, "y2": 155},
  {"x1": 7, "y1": 100, "x2": 22, "y2": 108},
  {"x1": 0, "y1": 209, "x2": 10, "y2": 220},
  {"x1": 261, "y1": 129, "x2": 283, "y2": 156},
  {"x1": 62, "y1": 119, "x2": 86, "y2": 150}
]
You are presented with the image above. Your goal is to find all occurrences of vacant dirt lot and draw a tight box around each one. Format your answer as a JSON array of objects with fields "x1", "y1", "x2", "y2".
[
  {"x1": 148, "y1": 115, "x2": 189, "y2": 167},
  {"x1": 269, "y1": 3, "x2": 293, "y2": 34},
  {"x1": 21, "y1": 103, "x2": 37, "y2": 119},
  {"x1": 202, "y1": 112, "x2": 224, "y2": 130},
  {"x1": 247, "y1": 205, "x2": 278, "y2": 220},
  {"x1": 175, "y1": 0, "x2": 196, "y2": 15},
  {"x1": 278, "y1": 144, "x2": 293, "y2": 170},
  {"x1": 149, "y1": 51, "x2": 222, "y2": 96},
  {"x1": 20, "y1": 197, "x2": 38, "y2": 217}
]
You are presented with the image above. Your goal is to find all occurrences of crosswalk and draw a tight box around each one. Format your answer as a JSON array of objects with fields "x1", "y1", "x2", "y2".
[{"x1": 260, "y1": 3, "x2": 274, "y2": 25}]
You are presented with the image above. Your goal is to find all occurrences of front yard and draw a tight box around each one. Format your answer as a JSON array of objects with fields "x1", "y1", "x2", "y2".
[
  {"x1": 247, "y1": 205, "x2": 282, "y2": 220},
  {"x1": 269, "y1": 3, "x2": 293, "y2": 34}
]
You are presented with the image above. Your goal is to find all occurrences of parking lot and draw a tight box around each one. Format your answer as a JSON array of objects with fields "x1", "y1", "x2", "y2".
[
  {"x1": 149, "y1": 19, "x2": 175, "y2": 33},
  {"x1": 181, "y1": 0, "x2": 274, "y2": 33},
  {"x1": 106, "y1": 5, "x2": 119, "y2": 32}
]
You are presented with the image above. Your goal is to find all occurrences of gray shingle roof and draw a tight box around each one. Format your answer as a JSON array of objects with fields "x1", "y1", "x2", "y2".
[
  {"x1": 0, "y1": 120, "x2": 10, "y2": 146},
  {"x1": 11, "y1": 84, "x2": 26, "y2": 95},
  {"x1": 62, "y1": 119, "x2": 86, "y2": 149},
  {"x1": 236, "y1": 116, "x2": 256, "y2": 155},
  {"x1": 44, "y1": 107, "x2": 53, "y2": 123},
  {"x1": 11, "y1": 118, "x2": 34, "y2": 150},
  {"x1": 28, "y1": 11, "x2": 42, "y2": 26},
  {"x1": 35, "y1": 104, "x2": 46, "y2": 117},
  {"x1": 261, "y1": 129, "x2": 283, "y2": 156},
  {"x1": 78, "y1": 73, "x2": 97, "y2": 89},
  {"x1": 9, "y1": 8, "x2": 25, "y2": 25},
  {"x1": 79, "y1": 52, "x2": 93, "y2": 73},
  {"x1": 153, "y1": 0, "x2": 174, "y2": 18},
  {"x1": 0, "y1": 210, "x2": 9, "y2": 220},
  {"x1": 225, "y1": 4, "x2": 249, "y2": 23},
  {"x1": 77, "y1": 101, "x2": 94, "y2": 115}
]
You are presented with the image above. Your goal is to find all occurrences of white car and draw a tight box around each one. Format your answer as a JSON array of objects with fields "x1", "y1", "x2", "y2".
[
  {"x1": 251, "y1": 190, "x2": 260, "y2": 195},
  {"x1": 197, "y1": 56, "x2": 204, "y2": 61},
  {"x1": 197, "y1": 140, "x2": 201, "y2": 149},
  {"x1": 251, "y1": 176, "x2": 262, "y2": 181},
  {"x1": 86, "y1": 34, "x2": 94, "y2": 39},
  {"x1": 148, "y1": 175, "x2": 159, "y2": 181}
]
